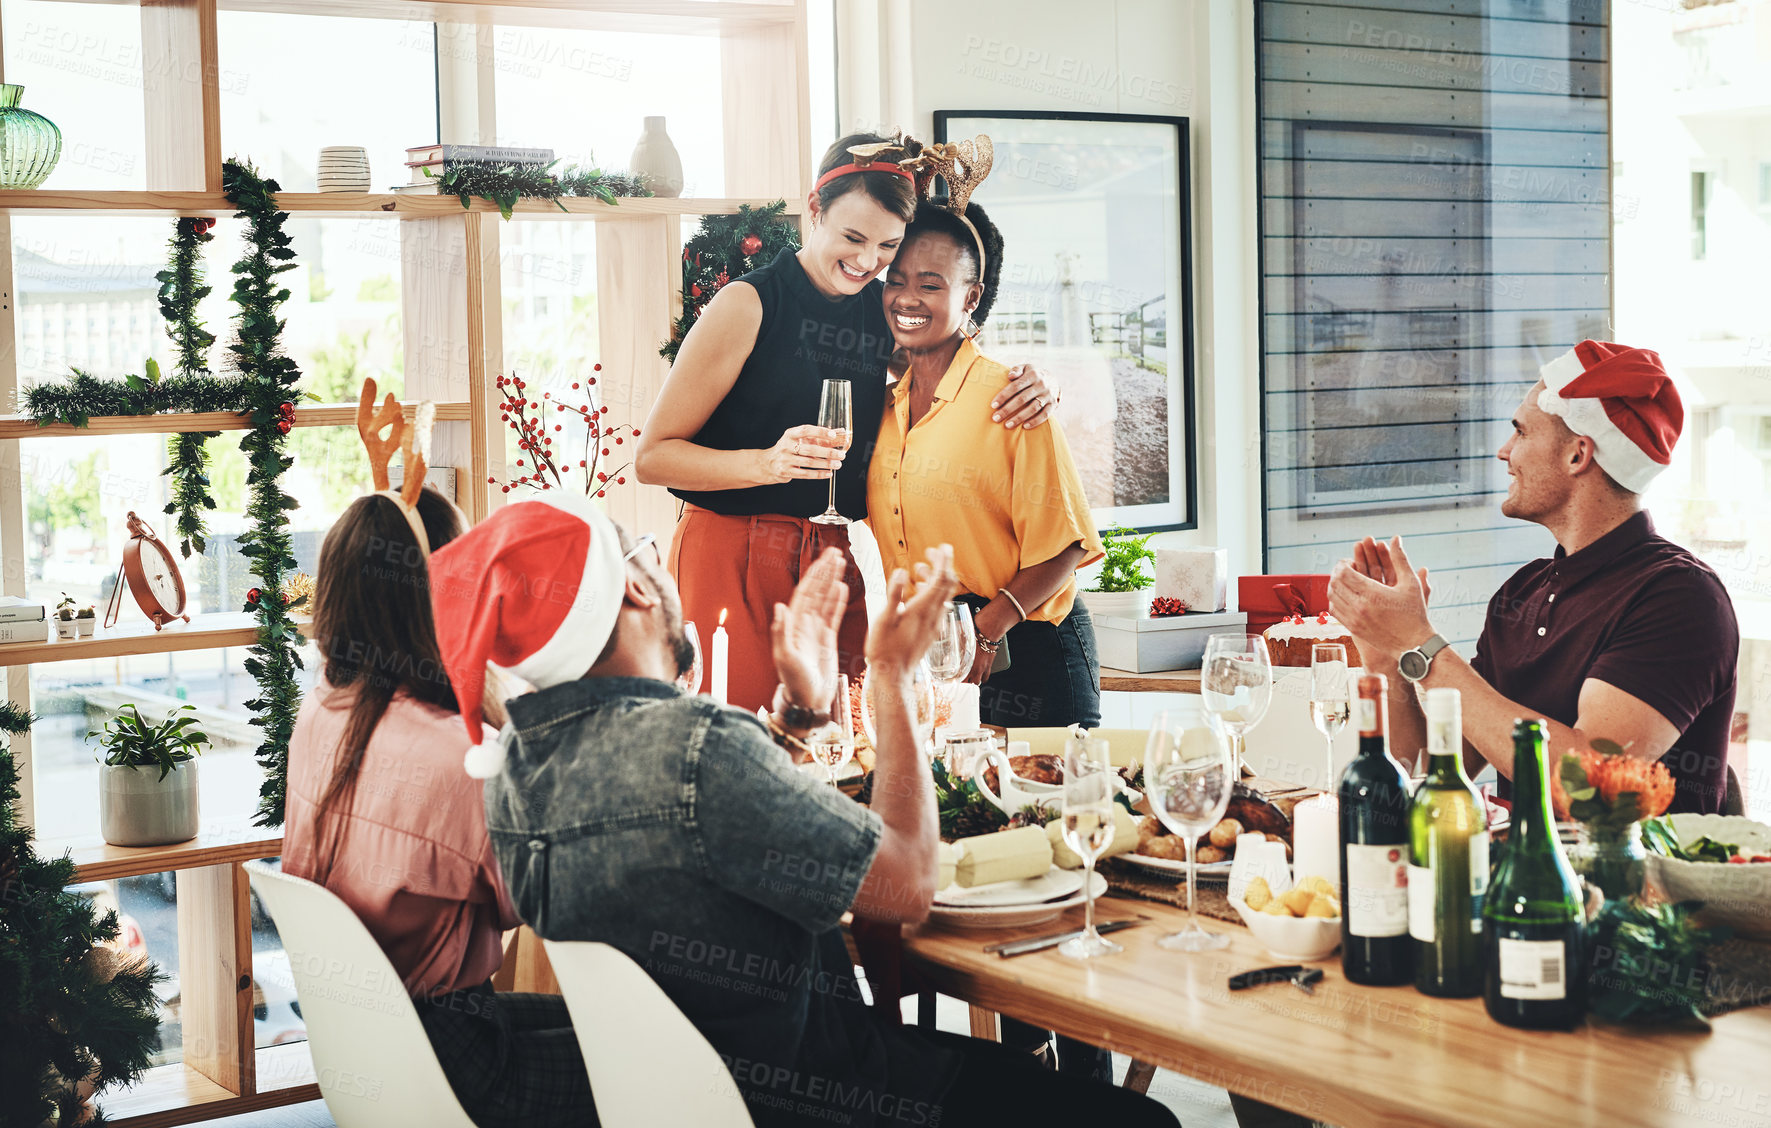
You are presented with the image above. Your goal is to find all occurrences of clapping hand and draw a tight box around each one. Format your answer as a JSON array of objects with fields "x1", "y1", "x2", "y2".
[
  {"x1": 1329, "y1": 536, "x2": 1434, "y2": 665},
  {"x1": 770, "y1": 548, "x2": 849, "y2": 713},
  {"x1": 867, "y1": 545, "x2": 960, "y2": 680}
]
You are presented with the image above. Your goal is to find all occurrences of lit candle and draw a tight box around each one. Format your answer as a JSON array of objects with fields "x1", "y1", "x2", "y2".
[
  {"x1": 711, "y1": 608, "x2": 729, "y2": 705},
  {"x1": 1291, "y1": 793, "x2": 1340, "y2": 888}
]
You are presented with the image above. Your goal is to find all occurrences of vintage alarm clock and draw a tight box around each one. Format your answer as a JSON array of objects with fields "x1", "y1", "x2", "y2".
[{"x1": 104, "y1": 511, "x2": 191, "y2": 631}]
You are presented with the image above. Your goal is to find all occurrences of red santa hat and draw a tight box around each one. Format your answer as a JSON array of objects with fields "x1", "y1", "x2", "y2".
[
  {"x1": 428, "y1": 493, "x2": 627, "y2": 778},
  {"x1": 1535, "y1": 339, "x2": 1683, "y2": 493}
]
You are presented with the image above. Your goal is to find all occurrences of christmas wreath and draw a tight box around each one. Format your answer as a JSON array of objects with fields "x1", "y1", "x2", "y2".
[{"x1": 659, "y1": 200, "x2": 800, "y2": 362}]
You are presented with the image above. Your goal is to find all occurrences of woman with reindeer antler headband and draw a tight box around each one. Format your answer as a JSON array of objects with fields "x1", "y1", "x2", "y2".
[
  {"x1": 634, "y1": 131, "x2": 1062, "y2": 714},
  {"x1": 283, "y1": 380, "x2": 593, "y2": 1128}
]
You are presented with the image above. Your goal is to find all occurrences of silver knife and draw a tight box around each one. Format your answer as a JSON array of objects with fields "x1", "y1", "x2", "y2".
[{"x1": 984, "y1": 918, "x2": 1147, "y2": 958}]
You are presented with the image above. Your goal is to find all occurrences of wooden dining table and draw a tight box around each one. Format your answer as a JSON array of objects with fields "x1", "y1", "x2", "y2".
[{"x1": 904, "y1": 895, "x2": 1771, "y2": 1128}]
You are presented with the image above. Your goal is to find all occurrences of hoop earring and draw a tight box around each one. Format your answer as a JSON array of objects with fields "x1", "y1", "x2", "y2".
[{"x1": 961, "y1": 317, "x2": 979, "y2": 340}]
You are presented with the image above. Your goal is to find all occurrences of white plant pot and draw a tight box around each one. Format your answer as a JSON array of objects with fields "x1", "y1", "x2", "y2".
[
  {"x1": 54, "y1": 618, "x2": 77, "y2": 639},
  {"x1": 1080, "y1": 588, "x2": 1150, "y2": 621},
  {"x1": 75, "y1": 616, "x2": 95, "y2": 636},
  {"x1": 100, "y1": 760, "x2": 200, "y2": 847}
]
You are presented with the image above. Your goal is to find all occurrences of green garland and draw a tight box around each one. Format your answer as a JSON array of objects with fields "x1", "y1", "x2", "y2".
[
  {"x1": 25, "y1": 369, "x2": 245, "y2": 426},
  {"x1": 659, "y1": 201, "x2": 800, "y2": 362},
  {"x1": 436, "y1": 160, "x2": 652, "y2": 220},
  {"x1": 159, "y1": 216, "x2": 222, "y2": 558},
  {"x1": 223, "y1": 159, "x2": 307, "y2": 828}
]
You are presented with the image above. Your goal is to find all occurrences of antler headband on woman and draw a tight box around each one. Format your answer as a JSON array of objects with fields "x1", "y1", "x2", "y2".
[
  {"x1": 901, "y1": 135, "x2": 995, "y2": 270},
  {"x1": 355, "y1": 376, "x2": 436, "y2": 558}
]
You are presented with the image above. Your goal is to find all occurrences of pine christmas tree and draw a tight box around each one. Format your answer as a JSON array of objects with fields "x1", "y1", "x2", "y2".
[{"x1": 0, "y1": 701, "x2": 163, "y2": 1127}]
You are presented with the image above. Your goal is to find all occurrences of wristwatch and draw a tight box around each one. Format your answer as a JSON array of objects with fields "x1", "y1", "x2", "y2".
[
  {"x1": 772, "y1": 686, "x2": 831, "y2": 732},
  {"x1": 1397, "y1": 634, "x2": 1449, "y2": 684}
]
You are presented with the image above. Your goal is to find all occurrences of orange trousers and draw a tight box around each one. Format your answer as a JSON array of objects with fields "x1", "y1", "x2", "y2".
[{"x1": 667, "y1": 505, "x2": 868, "y2": 715}]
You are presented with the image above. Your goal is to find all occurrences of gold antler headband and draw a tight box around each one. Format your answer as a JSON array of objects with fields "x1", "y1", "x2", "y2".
[
  {"x1": 355, "y1": 377, "x2": 435, "y2": 557},
  {"x1": 900, "y1": 135, "x2": 995, "y2": 271}
]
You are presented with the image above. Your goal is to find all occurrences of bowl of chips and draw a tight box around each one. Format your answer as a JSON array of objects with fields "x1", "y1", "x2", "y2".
[{"x1": 1229, "y1": 874, "x2": 1342, "y2": 962}]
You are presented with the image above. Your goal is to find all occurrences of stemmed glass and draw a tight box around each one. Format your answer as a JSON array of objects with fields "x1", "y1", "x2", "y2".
[
  {"x1": 1309, "y1": 643, "x2": 1351, "y2": 791},
  {"x1": 677, "y1": 621, "x2": 703, "y2": 695},
  {"x1": 811, "y1": 674, "x2": 855, "y2": 787},
  {"x1": 926, "y1": 602, "x2": 977, "y2": 686},
  {"x1": 861, "y1": 660, "x2": 938, "y2": 756},
  {"x1": 1059, "y1": 734, "x2": 1122, "y2": 960},
  {"x1": 808, "y1": 379, "x2": 853, "y2": 526},
  {"x1": 1145, "y1": 704, "x2": 1235, "y2": 951},
  {"x1": 1201, "y1": 633, "x2": 1272, "y2": 777}
]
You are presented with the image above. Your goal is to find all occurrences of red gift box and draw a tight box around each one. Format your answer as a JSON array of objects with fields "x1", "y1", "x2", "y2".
[{"x1": 1237, "y1": 575, "x2": 1331, "y2": 636}]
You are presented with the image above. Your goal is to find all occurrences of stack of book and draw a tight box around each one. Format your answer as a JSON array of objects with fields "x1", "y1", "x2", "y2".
[
  {"x1": 0, "y1": 597, "x2": 48, "y2": 644},
  {"x1": 393, "y1": 145, "x2": 555, "y2": 194}
]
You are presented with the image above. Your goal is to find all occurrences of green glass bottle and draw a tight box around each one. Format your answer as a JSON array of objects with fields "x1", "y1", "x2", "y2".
[
  {"x1": 1408, "y1": 688, "x2": 1489, "y2": 997},
  {"x1": 1484, "y1": 719, "x2": 1586, "y2": 1028}
]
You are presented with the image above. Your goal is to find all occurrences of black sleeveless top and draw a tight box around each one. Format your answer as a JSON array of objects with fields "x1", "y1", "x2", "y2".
[{"x1": 671, "y1": 249, "x2": 892, "y2": 519}]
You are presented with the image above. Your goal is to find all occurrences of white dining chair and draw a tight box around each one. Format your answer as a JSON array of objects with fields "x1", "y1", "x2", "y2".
[
  {"x1": 242, "y1": 860, "x2": 478, "y2": 1128},
  {"x1": 542, "y1": 939, "x2": 755, "y2": 1128}
]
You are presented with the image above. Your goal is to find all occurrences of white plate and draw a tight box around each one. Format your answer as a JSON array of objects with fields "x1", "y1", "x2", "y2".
[
  {"x1": 1118, "y1": 852, "x2": 1235, "y2": 880},
  {"x1": 926, "y1": 871, "x2": 1107, "y2": 930},
  {"x1": 935, "y1": 867, "x2": 1085, "y2": 908}
]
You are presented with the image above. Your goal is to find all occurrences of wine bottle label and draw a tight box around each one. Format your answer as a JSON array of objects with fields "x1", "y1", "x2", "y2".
[
  {"x1": 1497, "y1": 936, "x2": 1568, "y2": 1001},
  {"x1": 1470, "y1": 831, "x2": 1490, "y2": 933},
  {"x1": 1407, "y1": 863, "x2": 1435, "y2": 942},
  {"x1": 1346, "y1": 843, "x2": 1408, "y2": 937},
  {"x1": 1357, "y1": 697, "x2": 1377, "y2": 733}
]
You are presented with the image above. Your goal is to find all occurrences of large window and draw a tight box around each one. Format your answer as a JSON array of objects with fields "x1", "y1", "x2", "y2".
[{"x1": 1257, "y1": 0, "x2": 1610, "y2": 650}]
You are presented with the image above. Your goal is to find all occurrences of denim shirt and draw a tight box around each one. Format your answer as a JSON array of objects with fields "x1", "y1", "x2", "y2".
[{"x1": 485, "y1": 677, "x2": 959, "y2": 1128}]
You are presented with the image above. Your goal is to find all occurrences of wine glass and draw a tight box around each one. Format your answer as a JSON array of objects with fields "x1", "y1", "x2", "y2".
[
  {"x1": 677, "y1": 621, "x2": 703, "y2": 695},
  {"x1": 1309, "y1": 643, "x2": 1350, "y2": 791},
  {"x1": 926, "y1": 601, "x2": 977, "y2": 686},
  {"x1": 1145, "y1": 704, "x2": 1235, "y2": 952},
  {"x1": 1059, "y1": 734, "x2": 1122, "y2": 960},
  {"x1": 808, "y1": 379, "x2": 853, "y2": 526},
  {"x1": 1201, "y1": 633, "x2": 1273, "y2": 777},
  {"x1": 811, "y1": 674, "x2": 855, "y2": 786},
  {"x1": 860, "y1": 660, "x2": 937, "y2": 755}
]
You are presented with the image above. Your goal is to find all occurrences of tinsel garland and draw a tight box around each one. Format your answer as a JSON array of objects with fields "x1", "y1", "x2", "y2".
[
  {"x1": 437, "y1": 160, "x2": 652, "y2": 220},
  {"x1": 223, "y1": 158, "x2": 307, "y2": 828},
  {"x1": 159, "y1": 216, "x2": 222, "y2": 558},
  {"x1": 24, "y1": 369, "x2": 246, "y2": 426},
  {"x1": 659, "y1": 201, "x2": 800, "y2": 362}
]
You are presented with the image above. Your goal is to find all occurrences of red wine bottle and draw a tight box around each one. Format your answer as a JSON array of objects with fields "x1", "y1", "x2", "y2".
[{"x1": 1339, "y1": 673, "x2": 1412, "y2": 986}]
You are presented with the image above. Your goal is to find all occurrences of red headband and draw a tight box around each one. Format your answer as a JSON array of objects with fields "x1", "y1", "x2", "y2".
[{"x1": 813, "y1": 162, "x2": 914, "y2": 194}]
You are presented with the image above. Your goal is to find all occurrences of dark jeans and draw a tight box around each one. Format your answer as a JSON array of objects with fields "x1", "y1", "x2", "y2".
[
  {"x1": 925, "y1": 1030, "x2": 1179, "y2": 1128},
  {"x1": 962, "y1": 595, "x2": 1103, "y2": 729},
  {"x1": 416, "y1": 982, "x2": 596, "y2": 1128},
  {"x1": 960, "y1": 595, "x2": 1108, "y2": 1078}
]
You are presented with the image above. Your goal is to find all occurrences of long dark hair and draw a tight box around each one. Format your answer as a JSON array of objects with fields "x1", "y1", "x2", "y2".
[
  {"x1": 906, "y1": 200, "x2": 1006, "y2": 325},
  {"x1": 308, "y1": 487, "x2": 463, "y2": 884},
  {"x1": 816, "y1": 132, "x2": 922, "y2": 222}
]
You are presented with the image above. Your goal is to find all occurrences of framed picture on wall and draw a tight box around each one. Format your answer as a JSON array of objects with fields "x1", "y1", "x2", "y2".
[{"x1": 934, "y1": 110, "x2": 1197, "y2": 532}]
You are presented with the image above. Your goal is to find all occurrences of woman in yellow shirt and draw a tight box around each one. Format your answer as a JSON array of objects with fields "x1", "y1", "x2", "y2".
[{"x1": 868, "y1": 199, "x2": 1105, "y2": 728}]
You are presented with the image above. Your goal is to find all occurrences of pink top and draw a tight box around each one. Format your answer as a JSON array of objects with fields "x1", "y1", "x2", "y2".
[{"x1": 283, "y1": 677, "x2": 519, "y2": 998}]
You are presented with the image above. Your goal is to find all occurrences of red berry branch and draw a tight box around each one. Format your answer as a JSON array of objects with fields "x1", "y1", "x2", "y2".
[{"x1": 487, "y1": 365, "x2": 641, "y2": 499}]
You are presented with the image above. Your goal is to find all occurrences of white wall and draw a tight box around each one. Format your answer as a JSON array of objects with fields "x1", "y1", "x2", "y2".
[{"x1": 835, "y1": 0, "x2": 1263, "y2": 574}]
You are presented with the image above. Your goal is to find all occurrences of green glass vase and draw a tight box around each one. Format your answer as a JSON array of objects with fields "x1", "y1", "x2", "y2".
[
  {"x1": 0, "y1": 84, "x2": 62, "y2": 189},
  {"x1": 1568, "y1": 820, "x2": 1646, "y2": 903}
]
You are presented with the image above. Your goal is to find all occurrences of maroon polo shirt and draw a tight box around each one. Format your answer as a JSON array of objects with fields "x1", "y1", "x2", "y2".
[{"x1": 1471, "y1": 511, "x2": 1738, "y2": 814}]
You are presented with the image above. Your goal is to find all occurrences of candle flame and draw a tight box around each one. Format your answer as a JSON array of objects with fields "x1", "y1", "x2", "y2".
[{"x1": 718, "y1": 608, "x2": 728, "y2": 627}]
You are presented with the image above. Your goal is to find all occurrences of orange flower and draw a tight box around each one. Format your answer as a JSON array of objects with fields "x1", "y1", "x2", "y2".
[{"x1": 1588, "y1": 752, "x2": 1676, "y2": 818}]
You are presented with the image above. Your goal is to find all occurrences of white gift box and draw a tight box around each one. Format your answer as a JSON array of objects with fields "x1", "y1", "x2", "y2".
[
  {"x1": 1093, "y1": 609, "x2": 1247, "y2": 673},
  {"x1": 1154, "y1": 547, "x2": 1228, "y2": 612}
]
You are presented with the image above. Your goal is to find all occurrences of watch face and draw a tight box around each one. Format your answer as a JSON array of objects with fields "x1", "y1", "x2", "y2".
[
  {"x1": 141, "y1": 540, "x2": 185, "y2": 614},
  {"x1": 1399, "y1": 651, "x2": 1427, "y2": 681}
]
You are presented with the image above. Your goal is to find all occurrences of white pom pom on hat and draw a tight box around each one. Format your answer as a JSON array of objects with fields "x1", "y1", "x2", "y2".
[{"x1": 429, "y1": 493, "x2": 627, "y2": 778}]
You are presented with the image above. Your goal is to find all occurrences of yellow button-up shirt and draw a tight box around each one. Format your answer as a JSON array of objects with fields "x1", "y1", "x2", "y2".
[{"x1": 866, "y1": 338, "x2": 1104, "y2": 623}]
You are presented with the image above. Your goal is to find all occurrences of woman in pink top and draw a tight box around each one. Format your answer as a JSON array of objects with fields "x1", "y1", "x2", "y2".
[{"x1": 283, "y1": 487, "x2": 594, "y2": 1127}]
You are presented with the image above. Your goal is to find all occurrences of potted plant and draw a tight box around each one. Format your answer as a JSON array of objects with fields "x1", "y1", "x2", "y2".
[
  {"x1": 74, "y1": 602, "x2": 96, "y2": 636},
  {"x1": 54, "y1": 592, "x2": 78, "y2": 640},
  {"x1": 92, "y1": 703, "x2": 209, "y2": 847},
  {"x1": 1081, "y1": 526, "x2": 1157, "y2": 620}
]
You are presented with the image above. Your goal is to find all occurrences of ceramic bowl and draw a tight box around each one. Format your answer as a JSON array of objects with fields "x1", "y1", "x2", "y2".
[
  {"x1": 1229, "y1": 891, "x2": 1341, "y2": 962},
  {"x1": 1645, "y1": 814, "x2": 1771, "y2": 936}
]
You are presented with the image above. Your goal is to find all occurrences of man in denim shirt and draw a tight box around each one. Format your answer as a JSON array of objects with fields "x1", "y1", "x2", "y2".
[{"x1": 429, "y1": 496, "x2": 1178, "y2": 1128}]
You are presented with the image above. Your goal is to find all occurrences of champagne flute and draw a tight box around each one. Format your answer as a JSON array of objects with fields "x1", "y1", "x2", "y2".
[
  {"x1": 808, "y1": 378, "x2": 853, "y2": 526},
  {"x1": 811, "y1": 674, "x2": 855, "y2": 786},
  {"x1": 1059, "y1": 734, "x2": 1122, "y2": 960},
  {"x1": 1309, "y1": 643, "x2": 1350, "y2": 791},
  {"x1": 1145, "y1": 704, "x2": 1234, "y2": 951},
  {"x1": 1201, "y1": 633, "x2": 1273, "y2": 777},
  {"x1": 677, "y1": 621, "x2": 703, "y2": 695},
  {"x1": 926, "y1": 601, "x2": 977, "y2": 686}
]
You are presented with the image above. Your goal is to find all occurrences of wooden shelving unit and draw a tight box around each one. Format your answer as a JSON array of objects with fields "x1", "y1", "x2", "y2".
[{"x1": 2, "y1": 0, "x2": 814, "y2": 1124}]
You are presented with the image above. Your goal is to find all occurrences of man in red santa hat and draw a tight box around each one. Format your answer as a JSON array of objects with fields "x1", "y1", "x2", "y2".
[{"x1": 1330, "y1": 341, "x2": 1739, "y2": 814}]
